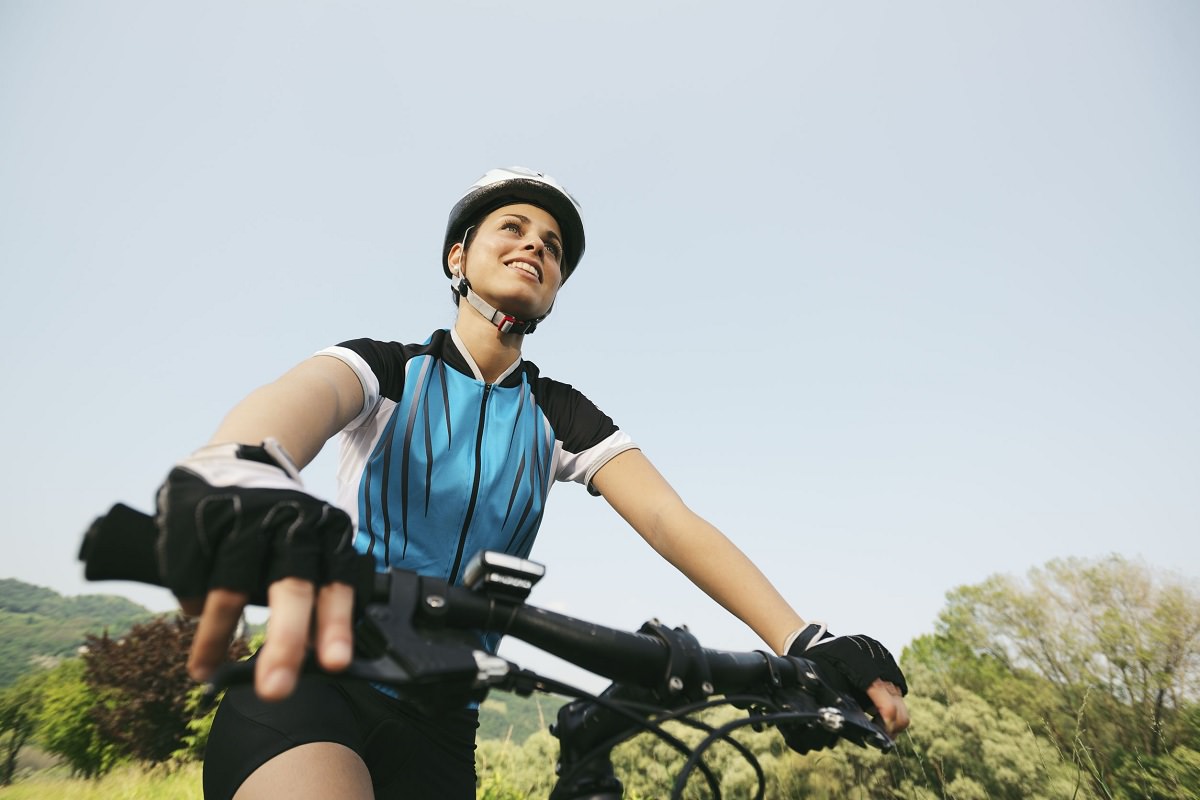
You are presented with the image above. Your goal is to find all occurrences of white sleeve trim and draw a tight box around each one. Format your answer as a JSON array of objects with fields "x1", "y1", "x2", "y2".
[
  {"x1": 314, "y1": 346, "x2": 380, "y2": 430},
  {"x1": 554, "y1": 428, "x2": 639, "y2": 493},
  {"x1": 584, "y1": 431, "x2": 639, "y2": 488}
]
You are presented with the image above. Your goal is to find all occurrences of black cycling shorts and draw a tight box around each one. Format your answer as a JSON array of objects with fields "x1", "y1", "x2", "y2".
[{"x1": 203, "y1": 671, "x2": 478, "y2": 800}]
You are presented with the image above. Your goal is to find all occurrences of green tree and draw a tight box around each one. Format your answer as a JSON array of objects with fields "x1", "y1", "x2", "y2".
[
  {"x1": 477, "y1": 727, "x2": 558, "y2": 798},
  {"x1": 174, "y1": 629, "x2": 259, "y2": 762},
  {"x1": 822, "y1": 689, "x2": 1100, "y2": 800},
  {"x1": 35, "y1": 658, "x2": 120, "y2": 778},
  {"x1": 474, "y1": 692, "x2": 1099, "y2": 800},
  {"x1": 923, "y1": 555, "x2": 1200, "y2": 799},
  {"x1": 0, "y1": 670, "x2": 47, "y2": 785},
  {"x1": 468, "y1": 556, "x2": 1200, "y2": 799}
]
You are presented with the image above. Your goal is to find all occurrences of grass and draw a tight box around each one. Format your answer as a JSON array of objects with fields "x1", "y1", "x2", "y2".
[{"x1": 0, "y1": 763, "x2": 202, "y2": 800}]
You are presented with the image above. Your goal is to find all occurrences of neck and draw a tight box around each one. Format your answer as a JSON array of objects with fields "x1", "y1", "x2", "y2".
[{"x1": 453, "y1": 306, "x2": 524, "y2": 383}]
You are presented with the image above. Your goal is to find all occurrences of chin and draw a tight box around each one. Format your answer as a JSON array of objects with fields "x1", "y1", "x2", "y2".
[{"x1": 501, "y1": 295, "x2": 553, "y2": 320}]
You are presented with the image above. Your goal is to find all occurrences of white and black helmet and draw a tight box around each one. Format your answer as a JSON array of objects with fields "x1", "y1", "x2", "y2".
[{"x1": 443, "y1": 167, "x2": 586, "y2": 282}]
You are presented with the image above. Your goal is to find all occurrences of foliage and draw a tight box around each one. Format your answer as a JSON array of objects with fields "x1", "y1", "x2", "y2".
[
  {"x1": 33, "y1": 659, "x2": 121, "y2": 778},
  {"x1": 477, "y1": 693, "x2": 557, "y2": 744},
  {"x1": 0, "y1": 671, "x2": 47, "y2": 785},
  {"x1": 476, "y1": 729, "x2": 558, "y2": 798},
  {"x1": 930, "y1": 554, "x2": 1200, "y2": 798},
  {"x1": 472, "y1": 690, "x2": 1109, "y2": 799},
  {"x1": 846, "y1": 690, "x2": 1099, "y2": 799},
  {"x1": 0, "y1": 578, "x2": 150, "y2": 688},
  {"x1": 171, "y1": 684, "x2": 218, "y2": 764},
  {"x1": 472, "y1": 556, "x2": 1200, "y2": 799},
  {"x1": 4, "y1": 555, "x2": 1198, "y2": 799},
  {"x1": 172, "y1": 630, "x2": 260, "y2": 763},
  {"x1": 0, "y1": 579, "x2": 146, "y2": 619},
  {"x1": 84, "y1": 615, "x2": 249, "y2": 765},
  {"x1": 608, "y1": 705, "x2": 778, "y2": 799}
]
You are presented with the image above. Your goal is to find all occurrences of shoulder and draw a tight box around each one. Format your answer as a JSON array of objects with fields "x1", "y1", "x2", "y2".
[
  {"x1": 336, "y1": 331, "x2": 444, "y2": 366},
  {"x1": 317, "y1": 331, "x2": 452, "y2": 405},
  {"x1": 520, "y1": 360, "x2": 591, "y2": 407},
  {"x1": 519, "y1": 361, "x2": 623, "y2": 448}
]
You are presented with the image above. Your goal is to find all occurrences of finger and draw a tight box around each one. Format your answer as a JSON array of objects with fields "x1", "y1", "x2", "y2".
[
  {"x1": 255, "y1": 578, "x2": 316, "y2": 701},
  {"x1": 867, "y1": 680, "x2": 911, "y2": 735},
  {"x1": 189, "y1": 588, "x2": 249, "y2": 682},
  {"x1": 314, "y1": 582, "x2": 355, "y2": 672},
  {"x1": 885, "y1": 696, "x2": 911, "y2": 734}
]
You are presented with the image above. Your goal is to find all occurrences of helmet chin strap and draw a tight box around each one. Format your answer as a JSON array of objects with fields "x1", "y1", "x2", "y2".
[{"x1": 452, "y1": 275, "x2": 548, "y2": 335}]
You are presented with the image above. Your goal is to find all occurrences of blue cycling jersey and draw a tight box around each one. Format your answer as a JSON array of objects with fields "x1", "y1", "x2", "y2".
[{"x1": 318, "y1": 328, "x2": 636, "y2": 592}]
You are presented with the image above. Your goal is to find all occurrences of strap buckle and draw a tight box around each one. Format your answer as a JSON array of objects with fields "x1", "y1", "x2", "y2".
[{"x1": 496, "y1": 315, "x2": 536, "y2": 335}]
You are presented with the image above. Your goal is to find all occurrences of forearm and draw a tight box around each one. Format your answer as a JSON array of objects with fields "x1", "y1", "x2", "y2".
[
  {"x1": 648, "y1": 505, "x2": 803, "y2": 654},
  {"x1": 594, "y1": 450, "x2": 803, "y2": 654},
  {"x1": 208, "y1": 356, "x2": 363, "y2": 469}
]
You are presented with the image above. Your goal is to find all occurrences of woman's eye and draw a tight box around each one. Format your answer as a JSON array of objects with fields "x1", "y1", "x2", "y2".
[
  {"x1": 501, "y1": 221, "x2": 521, "y2": 233},
  {"x1": 546, "y1": 242, "x2": 562, "y2": 260}
]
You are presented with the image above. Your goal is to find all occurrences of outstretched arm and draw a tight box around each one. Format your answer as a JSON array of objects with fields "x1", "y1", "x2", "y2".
[
  {"x1": 207, "y1": 354, "x2": 364, "y2": 466},
  {"x1": 590, "y1": 449, "x2": 801, "y2": 654},
  {"x1": 185, "y1": 355, "x2": 365, "y2": 699},
  {"x1": 590, "y1": 449, "x2": 909, "y2": 734}
]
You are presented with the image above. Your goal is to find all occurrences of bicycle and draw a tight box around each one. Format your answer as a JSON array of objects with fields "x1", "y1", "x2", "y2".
[{"x1": 80, "y1": 503, "x2": 894, "y2": 800}]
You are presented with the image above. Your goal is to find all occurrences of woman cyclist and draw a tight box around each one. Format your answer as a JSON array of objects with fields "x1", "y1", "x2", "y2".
[{"x1": 156, "y1": 167, "x2": 910, "y2": 799}]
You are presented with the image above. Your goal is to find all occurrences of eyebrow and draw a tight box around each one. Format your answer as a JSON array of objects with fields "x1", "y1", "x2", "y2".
[{"x1": 501, "y1": 213, "x2": 563, "y2": 248}]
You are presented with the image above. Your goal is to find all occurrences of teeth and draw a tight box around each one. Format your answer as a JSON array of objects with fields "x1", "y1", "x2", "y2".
[{"x1": 508, "y1": 261, "x2": 539, "y2": 278}]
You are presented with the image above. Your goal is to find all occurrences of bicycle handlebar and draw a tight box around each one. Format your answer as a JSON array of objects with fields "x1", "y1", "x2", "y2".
[{"x1": 79, "y1": 502, "x2": 894, "y2": 797}]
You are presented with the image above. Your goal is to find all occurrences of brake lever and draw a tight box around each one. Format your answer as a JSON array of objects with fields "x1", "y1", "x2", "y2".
[
  {"x1": 793, "y1": 653, "x2": 895, "y2": 751},
  {"x1": 818, "y1": 700, "x2": 895, "y2": 751},
  {"x1": 343, "y1": 570, "x2": 490, "y2": 706},
  {"x1": 79, "y1": 505, "x2": 515, "y2": 710},
  {"x1": 197, "y1": 577, "x2": 509, "y2": 711},
  {"x1": 757, "y1": 659, "x2": 895, "y2": 754}
]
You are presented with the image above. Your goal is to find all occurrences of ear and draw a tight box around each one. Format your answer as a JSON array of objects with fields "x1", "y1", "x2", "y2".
[{"x1": 447, "y1": 242, "x2": 464, "y2": 277}]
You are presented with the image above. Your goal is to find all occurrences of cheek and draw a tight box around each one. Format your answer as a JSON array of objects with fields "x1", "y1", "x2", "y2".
[
  {"x1": 462, "y1": 242, "x2": 498, "y2": 275},
  {"x1": 543, "y1": 277, "x2": 564, "y2": 310}
]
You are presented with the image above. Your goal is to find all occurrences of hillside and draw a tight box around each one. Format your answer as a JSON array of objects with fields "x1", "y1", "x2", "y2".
[
  {"x1": 2, "y1": 576, "x2": 565, "y2": 745},
  {"x1": 479, "y1": 691, "x2": 562, "y2": 743},
  {"x1": 0, "y1": 577, "x2": 152, "y2": 687}
]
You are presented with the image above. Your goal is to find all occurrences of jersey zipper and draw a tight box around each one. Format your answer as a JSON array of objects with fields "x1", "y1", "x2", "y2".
[{"x1": 449, "y1": 382, "x2": 491, "y2": 583}]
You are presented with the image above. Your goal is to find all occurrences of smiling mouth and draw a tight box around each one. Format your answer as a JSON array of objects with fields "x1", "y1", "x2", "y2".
[{"x1": 505, "y1": 260, "x2": 542, "y2": 282}]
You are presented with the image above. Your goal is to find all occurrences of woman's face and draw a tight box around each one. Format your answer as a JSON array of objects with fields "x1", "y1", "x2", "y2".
[{"x1": 449, "y1": 203, "x2": 565, "y2": 320}]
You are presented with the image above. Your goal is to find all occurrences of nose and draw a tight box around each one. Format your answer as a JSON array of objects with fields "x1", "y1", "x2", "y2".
[{"x1": 521, "y1": 234, "x2": 545, "y2": 258}]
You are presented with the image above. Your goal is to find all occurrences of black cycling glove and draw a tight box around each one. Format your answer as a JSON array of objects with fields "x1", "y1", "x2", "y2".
[
  {"x1": 156, "y1": 438, "x2": 363, "y2": 605},
  {"x1": 786, "y1": 622, "x2": 908, "y2": 714}
]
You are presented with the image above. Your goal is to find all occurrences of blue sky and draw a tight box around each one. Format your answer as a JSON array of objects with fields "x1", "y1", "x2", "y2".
[{"x1": 1, "y1": 1, "x2": 1197, "y2": 689}]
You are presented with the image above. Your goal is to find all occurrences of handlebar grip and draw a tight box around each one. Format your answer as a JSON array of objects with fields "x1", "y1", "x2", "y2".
[{"x1": 78, "y1": 503, "x2": 166, "y2": 587}]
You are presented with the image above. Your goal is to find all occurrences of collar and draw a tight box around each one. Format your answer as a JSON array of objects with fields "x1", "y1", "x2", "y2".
[{"x1": 446, "y1": 327, "x2": 524, "y2": 386}]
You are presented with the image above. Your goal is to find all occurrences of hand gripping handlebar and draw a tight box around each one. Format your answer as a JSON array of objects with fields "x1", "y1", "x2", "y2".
[{"x1": 79, "y1": 503, "x2": 893, "y2": 800}]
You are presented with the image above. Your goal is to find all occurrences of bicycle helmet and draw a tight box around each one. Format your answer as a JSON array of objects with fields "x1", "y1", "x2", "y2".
[{"x1": 442, "y1": 167, "x2": 586, "y2": 283}]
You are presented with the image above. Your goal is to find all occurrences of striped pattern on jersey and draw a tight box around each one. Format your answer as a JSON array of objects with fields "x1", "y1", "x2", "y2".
[{"x1": 317, "y1": 329, "x2": 636, "y2": 587}]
